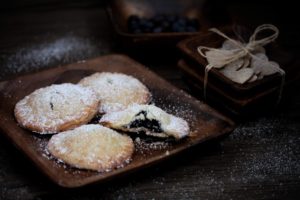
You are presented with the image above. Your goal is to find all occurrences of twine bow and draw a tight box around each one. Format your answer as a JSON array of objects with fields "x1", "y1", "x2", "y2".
[{"x1": 197, "y1": 24, "x2": 285, "y2": 103}]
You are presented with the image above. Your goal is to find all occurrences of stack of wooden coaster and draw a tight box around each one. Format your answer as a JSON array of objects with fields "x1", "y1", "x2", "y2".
[{"x1": 177, "y1": 26, "x2": 293, "y2": 116}]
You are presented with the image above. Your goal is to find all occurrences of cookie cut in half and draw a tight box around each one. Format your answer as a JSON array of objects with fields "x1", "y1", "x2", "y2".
[
  {"x1": 47, "y1": 124, "x2": 134, "y2": 171},
  {"x1": 100, "y1": 104, "x2": 190, "y2": 140},
  {"x1": 78, "y1": 72, "x2": 151, "y2": 113},
  {"x1": 14, "y1": 83, "x2": 99, "y2": 134}
]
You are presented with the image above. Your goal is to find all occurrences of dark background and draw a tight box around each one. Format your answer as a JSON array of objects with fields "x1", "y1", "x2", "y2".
[{"x1": 0, "y1": 1, "x2": 299, "y2": 199}]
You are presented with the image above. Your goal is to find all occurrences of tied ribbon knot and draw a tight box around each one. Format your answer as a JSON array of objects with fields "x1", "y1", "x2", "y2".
[{"x1": 197, "y1": 24, "x2": 285, "y2": 103}]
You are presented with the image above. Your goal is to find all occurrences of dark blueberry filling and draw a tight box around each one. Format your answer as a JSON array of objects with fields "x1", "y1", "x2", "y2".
[
  {"x1": 89, "y1": 114, "x2": 103, "y2": 124},
  {"x1": 50, "y1": 102, "x2": 54, "y2": 110},
  {"x1": 129, "y1": 110, "x2": 163, "y2": 133},
  {"x1": 107, "y1": 78, "x2": 113, "y2": 84}
]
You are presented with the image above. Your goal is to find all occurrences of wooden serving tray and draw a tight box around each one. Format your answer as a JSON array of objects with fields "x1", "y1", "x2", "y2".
[{"x1": 0, "y1": 54, "x2": 234, "y2": 188}]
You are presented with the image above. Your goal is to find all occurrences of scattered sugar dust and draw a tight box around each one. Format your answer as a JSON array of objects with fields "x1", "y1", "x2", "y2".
[
  {"x1": 216, "y1": 115, "x2": 300, "y2": 195},
  {"x1": 134, "y1": 136, "x2": 170, "y2": 155},
  {"x1": 0, "y1": 34, "x2": 110, "y2": 80},
  {"x1": 153, "y1": 94, "x2": 198, "y2": 129},
  {"x1": 102, "y1": 115, "x2": 299, "y2": 199}
]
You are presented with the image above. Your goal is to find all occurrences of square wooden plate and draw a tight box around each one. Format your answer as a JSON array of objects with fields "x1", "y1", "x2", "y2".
[{"x1": 0, "y1": 54, "x2": 234, "y2": 188}]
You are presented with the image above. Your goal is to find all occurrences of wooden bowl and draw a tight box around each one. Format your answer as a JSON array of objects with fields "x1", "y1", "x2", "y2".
[{"x1": 106, "y1": 0, "x2": 209, "y2": 47}]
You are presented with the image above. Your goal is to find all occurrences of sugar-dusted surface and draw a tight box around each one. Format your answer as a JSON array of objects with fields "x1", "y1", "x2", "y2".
[
  {"x1": 78, "y1": 72, "x2": 151, "y2": 113},
  {"x1": 226, "y1": 115, "x2": 300, "y2": 180},
  {"x1": 47, "y1": 124, "x2": 134, "y2": 172},
  {"x1": 14, "y1": 83, "x2": 99, "y2": 134},
  {"x1": 0, "y1": 35, "x2": 105, "y2": 80}
]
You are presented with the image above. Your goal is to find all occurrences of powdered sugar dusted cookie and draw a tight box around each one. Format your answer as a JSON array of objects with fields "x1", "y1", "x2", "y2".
[
  {"x1": 100, "y1": 104, "x2": 190, "y2": 140},
  {"x1": 78, "y1": 72, "x2": 151, "y2": 113},
  {"x1": 47, "y1": 124, "x2": 134, "y2": 171},
  {"x1": 14, "y1": 83, "x2": 99, "y2": 134}
]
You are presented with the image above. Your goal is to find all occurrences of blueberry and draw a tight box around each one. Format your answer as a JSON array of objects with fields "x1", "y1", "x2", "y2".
[
  {"x1": 139, "y1": 18, "x2": 148, "y2": 26},
  {"x1": 127, "y1": 15, "x2": 140, "y2": 27},
  {"x1": 128, "y1": 15, "x2": 141, "y2": 33},
  {"x1": 133, "y1": 29, "x2": 142, "y2": 34},
  {"x1": 186, "y1": 26, "x2": 197, "y2": 32},
  {"x1": 172, "y1": 22, "x2": 185, "y2": 32},
  {"x1": 161, "y1": 21, "x2": 171, "y2": 31},
  {"x1": 187, "y1": 18, "x2": 200, "y2": 29},
  {"x1": 176, "y1": 17, "x2": 187, "y2": 26},
  {"x1": 152, "y1": 14, "x2": 165, "y2": 24},
  {"x1": 166, "y1": 14, "x2": 177, "y2": 23},
  {"x1": 152, "y1": 27, "x2": 163, "y2": 33},
  {"x1": 128, "y1": 23, "x2": 140, "y2": 33},
  {"x1": 128, "y1": 15, "x2": 140, "y2": 23},
  {"x1": 145, "y1": 21, "x2": 154, "y2": 29},
  {"x1": 177, "y1": 26, "x2": 186, "y2": 32}
]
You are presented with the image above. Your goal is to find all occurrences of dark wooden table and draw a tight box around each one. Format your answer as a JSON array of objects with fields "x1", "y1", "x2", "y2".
[{"x1": 1, "y1": 1, "x2": 299, "y2": 199}]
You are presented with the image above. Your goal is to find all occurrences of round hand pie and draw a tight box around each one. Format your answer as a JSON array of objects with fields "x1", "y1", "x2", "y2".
[
  {"x1": 100, "y1": 104, "x2": 190, "y2": 140},
  {"x1": 47, "y1": 124, "x2": 134, "y2": 171},
  {"x1": 14, "y1": 83, "x2": 99, "y2": 134},
  {"x1": 78, "y1": 72, "x2": 151, "y2": 113}
]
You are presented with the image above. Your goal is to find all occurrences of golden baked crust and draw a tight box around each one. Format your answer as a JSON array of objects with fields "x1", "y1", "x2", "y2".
[
  {"x1": 78, "y1": 72, "x2": 151, "y2": 113},
  {"x1": 100, "y1": 104, "x2": 190, "y2": 140},
  {"x1": 14, "y1": 83, "x2": 99, "y2": 134},
  {"x1": 47, "y1": 124, "x2": 134, "y2": 171}
]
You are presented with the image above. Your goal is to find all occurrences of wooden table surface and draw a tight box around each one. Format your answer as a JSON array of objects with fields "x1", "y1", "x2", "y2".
[{"x1": 0, "y1": 1, "x2": 299, "y2": 199}]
